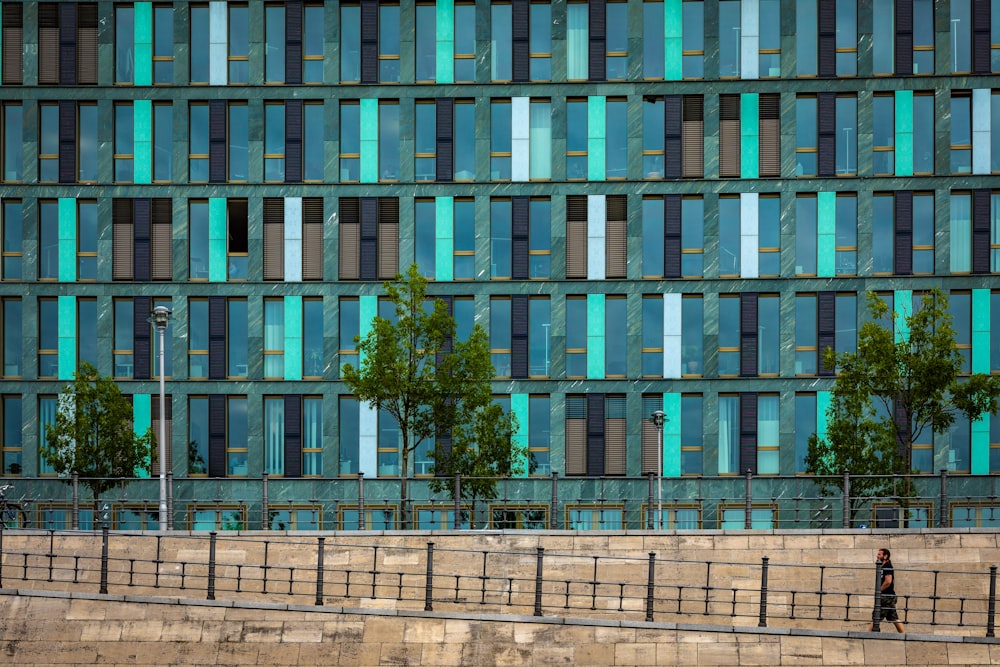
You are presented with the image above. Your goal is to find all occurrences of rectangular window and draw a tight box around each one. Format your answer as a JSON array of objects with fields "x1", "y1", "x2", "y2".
[
  {"x1": 491, "y1": 99, "x2": 512, "y2": 180},
  {"x1": 340, "y1": 2, "x2": 360, "y2": 82},
  {"x1": 340, "y1": 100, "x2": 359, "y2": 181},
  {"x1": 759, "y1": 195, "x2": 780, "y2": 276},
  {"x1": 189, "y1": 200, "x2": 208, "y2": 280},
  {"x1": 758, "y1": 294, "x2": 779, "y2": 376},
  {"x1": 758, "y1": 0, "x2": 780, "y2": 77},
  {"x1": 113, "y1": 298, "x2": 133, "y2": 378},
  {"x1": 454, "y1": 198, "x2": 475, "y2": 280},
  {"x1": 263, "y1": 299, "x2": 284, "y2": 378},
  {"x1": 718, "y1": 394, "x2": 739, "y2": 474},
  {"x1": 527, "y1": 395, "x2": 551, "y2": 476},
  {"x1": 227, "y1": 199, "x2": 248, "y2": 281},
  {"x1": 227, "y1": 396, "x2": 248, "y2": 476},
  {"x1": 682, "y1": 197, "x2": 704, "y2": 277},
  {"x1": 414, "y1": 100, "x2": 435, "y2": 181},
  {"x1": 795, "y1": 95, "x2": 817, "y2": 177},
  {"x1": 379, "y1": 2, "x2": 400, "y2": 82},
  {"x1": 490, "y1": 296, "x2": 511, "y2": 377},
  {"x1": 566, "y1": 295, "x2": 587, "y2": 377},
  {"x1": 641, "y1": 196, "x2": 663, "y2": 278},
  {"x1": 379, "y1": 100, "x2": 399, "y2": 181},
  {"x1": 952, "y1": 191, "x2": 972, "y2": 273},
  {"x1": 641, "y1": 295, "x2": 662, "y2": 377},
  {"x1": 2, "y1": 103, "x2": 22, "y2": 182},
  {"x1": 913, "y1": 0, "x2": 934, "y2": 75},
  {"x1": 836, "y1": 193, "x2": 858, "y2": 275},
  {"x1": 114, "y1": 103, "x2": 134, "y2": 182},
  {"x1": 718, "y1": 1, "x2": 740, "y2": 76},
  {"x1": 757, "y1": 394, "x2": 779, "y2": 474},
  {"x1": 605, "y1": 296, "x2": 626, "y2": 377},
  {"x1": 951, "y1": 290, "x2": 972, "y2": 374},
  {"x1": 491, "y1": 1, "x2": 511, "y2": 81},
  {"x1": 795, "y1": 294, "x2": 817, "y2": 376},
  {"x1": 913, "y1": 92, "x2": 934, "y2": 174},
  {"x1": 1, "y1": 298, "x2": 21, "y2": 378},
  {"x1": 836, "y1": 95, "x2": 857, "y2": 175},
  {"x1": 338, "y1": 297, "x2": 359, "y2": 378},
  {"x1": 952, "y1": 92, "x2": 972, "y2": 173},
  {"x1": 565, "y1": 394, "x2": 626, "y2": 477},
  {"x1": 1, "y1": 3, "x2": 23, "y2": 85},
  {"x1": 2, "y1": 396, "x2": 22, "y2": 475},
  {"x1": 301, "y1": 298, "x2": 324, "y2": 379},
  {"x1": 642, "y1": 97, "x2": 663, "y2": 178},
  {"x1": 680, "y1": 394, "x2": 703, "y2": 475},
  {"x1": 719, "y1": 95, "x2": 740, "y2": 178},
  {"x1": 265, "y1": 3, "x2": 286, "y2": 83},
  {"x1": 38, "y1": 201, "x2": 58, "y2": 281},
  {"x1": 605, "y1": 0, "x2": 627, "y2": 80},
  {"x1": 529, "y1": 198, "x2": 552, "y2": 279},
  {"x1": 759, "y1": 94, "x2": 780, "y2": 177},
  {"x1": 415, "y1": 3, "x2": 435, "y2": 82},
  {"x1": 153, "y1": 103, "x2": 173, "y2": 182},
  {"x1": 873, "y1": 94, "x2": 894, "y2": 175},
  {"x1": 530, "y1": 2, "x2": 552, "y2": 80},
  {"x1": 454, "y1": 2, "x2": 476, "y2": 81},
  {"x1": 377, "y1": 407, "x2": 400, "y2": 476},
  {"x1": 188, "y1": 102, "x2": 207, "y2": 182},
  {"x1": 77, "y1": 200, "x2": 97, "y2": 281},
  {"x1": 302, "y1": 4, "x2": 324, "y2": 83},
  {"x1": 153, "y1": 4, "x2": 174, "y2": 84},
  {"x1": 38, "y1": 396, "x2": 57, "y2": 475},
  {"x1": 78, "y1": 297, "x2": 97, "y2": 368},
  {"x1": 229, "y1": 102, "x2": 248, "y2": 182},
  {"x1": 683, "y1": 0, "x2": 705, "y2": 79},
  {"x1": 2, "y1": 200, "x2": 22, "y2": 280},
  {"x1": 718, "y1": 295, "x2": 740, "y2": 376},
  {"x1": 38, "y1": 3, "x2": 98, "y2": 85},
  {"x1": 38, "y1": 299, "x2": 57, "y2": 378},
  {"x1": 528, "y1": 297, "x2": 551, "y2": 377},
  {"x1": 264, "y1": 102, "x2": 285, "y2": 181},
  {"x1": 796, "y1": 0, "x2": 817, "y2": 76},
  {"x1": 190, "y1": 4, "x2": 209, "y2": 83},
  {"x1": 228, "y1": 299, "x2": 248, "y2": 378},
  {"x1": 992, "y1": 413, "x2": 1000, "y2": 473},
  {"x1": 566, "y1": 1, "x2": 588, "y2": 80},
  {"x1": 682, "y1": 295, "x2": 703, "y2": 375},
  {"x1": 836, "y1": 293, "x2": 857, "y2": 356},
  {"x1": 606, "y1": 98, "x2": 627, "y2": 178},
  {"x1": 116, "y1": 4, "x2": 135, "y2": 84},
  {"x1": 872, "y1": 193, "x2": 895, "y2": 274},
  {"x1": 913, "y1": 192, "x2": 935, "y2": 274},
  {"x1": 566, "y1": 98, "x2": 587, "y2": 179},
  {"x1": 794, "y1": 393, "x2": 816, "y2": 473},
  {"x1": 414, "y1": 199, "x2": 435, "y2": 279},
  {"x1": 796, "y1": 195, "x2": 817, "y2": 276},
  {"x1": 337, "y1": 197, "x2": 399, "y2": 281},
  {"x1": 530, "y1": 99, "x2": 552, "y2": 180},
  {"x1": 718, "y1": 196, "x2": 740, "y2": 276},
  {"x1": 228, "y1": 3, "x2": 249, "y2": 83}
]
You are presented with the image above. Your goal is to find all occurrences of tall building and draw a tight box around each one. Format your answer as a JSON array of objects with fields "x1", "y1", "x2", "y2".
[{"x1": 0, "y1": 0, "x2": 999, "y2": 530}]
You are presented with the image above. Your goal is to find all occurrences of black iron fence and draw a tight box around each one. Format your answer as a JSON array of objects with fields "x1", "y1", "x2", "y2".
[
  {"x1": 2, "y1": 471, "x2": 1000, "y2": 531},
  {"x1": 0, "y1": 530, "x2": 996, "y2": 637}
]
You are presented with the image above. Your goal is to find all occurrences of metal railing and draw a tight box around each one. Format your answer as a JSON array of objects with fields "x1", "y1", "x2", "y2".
[
  {"x1": 0, "y1": 530, "x2": 996, "y2": 637},
  {"x1": 2, "y1": 471, "x2": 1000, "y2": 531}
]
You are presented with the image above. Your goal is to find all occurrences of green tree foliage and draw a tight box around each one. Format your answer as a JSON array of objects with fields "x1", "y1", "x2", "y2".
[
  {"x1": 42, "y1": 362, "x2": 153, "y2": 501},
  {"x1": 341, "y1": 265, "x2": 503, "y2": 528},
  {"x1": 806, "y1": 290, "x2": 1000, "y2": 519}
]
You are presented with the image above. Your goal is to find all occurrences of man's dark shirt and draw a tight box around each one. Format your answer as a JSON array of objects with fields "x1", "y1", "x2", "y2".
[{"x1": 881, "y1": 559, "x2": 895, "y2": 595}]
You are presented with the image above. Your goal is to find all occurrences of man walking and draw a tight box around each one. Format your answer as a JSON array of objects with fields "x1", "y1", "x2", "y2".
[{"x1": 868, "y1": 547, "x2": 905, "y2": 633}]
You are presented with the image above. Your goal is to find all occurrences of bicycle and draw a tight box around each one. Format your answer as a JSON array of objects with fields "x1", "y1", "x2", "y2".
[{"x1": 0, "y1": 483, "x2": 27, "y2": 529}]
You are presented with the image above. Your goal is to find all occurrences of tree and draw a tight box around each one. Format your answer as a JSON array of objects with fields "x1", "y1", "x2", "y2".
[
  {"x1": 341, "y1": 265, "x2": 499, "y2": 528},
  {"x1": 42, "y1": 362, "x2": 154, "y2": 504},
  {"x1": 806, "y1": 290, "x2": 1000, "y2": 523}
]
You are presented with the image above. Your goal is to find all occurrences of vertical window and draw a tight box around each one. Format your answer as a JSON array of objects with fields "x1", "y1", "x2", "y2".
[
  {"x1": 415, "y1": 101, "x2": 435, "y2": 181},
  {"x1": 530, "y1": 99, "x2": 552, "y2": 180},
  {"x1": 913, "y1": 192, "x2": 935, "y2": 274},
  {"x1": 796, "y1": 195, "x2": 817, "y2": 276},
  {"x1": 1, "y1": 4, "x2": 23, "y2": 85},
  {"x1": 758, "y1": 195, "x2": 780, "y2": 277},
  {"x1": 38, "y1": 299, "x2": 57, "y2": 377},
  {"x1": 341, "y1": 2, "x2": 360, "y2": 82},
  {"x1": 872, "y1": 194, "x2": 895, "y2": 274},
  {"x1": 116, "y1": 4, "x2": 135, "y2": 84},
  {"x1": 606, "y1": 296, "x2": 626, "y2": 377},
  {"x1": 641, "y1": 196, "x2": 663, "y2": 277},
  {"x1": 758, "y1": 0, "x2": 780, "y2": 76},
  {"x1": 952, "y1": 92, "x2": 972, "y2": 173},
  {"x1": 836, "y1": 292, "x2": 857, "y2": 356},
  {"x1": 566, "y1": 99, "x2": 587, "y2": 179},
  {"x1": 873, "y1": 94, "x2": 894, "y2": 175},
  {"x1": 718, "y1": 394, "x2": 739, "y2": 474},
  {"x1": 641, "y1": 295, "x2": 662, "y2": 377},
  {"x1": 340, "y1": 101, "x2": 360, "y2": 182},
  {"x1": 415, "y1": 199, "x2": 435, "y2": 278},
  {"x1": 718, "y1": 0, "x2": 740, "y2": 77},
  {"x1": 718, "y1": 295, "x2": 739, "y2": 376},
  {"x1": 836, "y1": 194, "x2": 857, "y2": 275},
  {"x1": 190, "y1": 4, "x2": 209, "y2": 83},
  {"x1": 529, "y1": 297, "x2": 551, "y2": 376},
  {"x1": 491, "y1": 99, "x2": 512, "y2": 180},
  {"x1": 78, "y1": 298, "x2": 97, "y2": 368},
  {"x1": 454, "y1": 2, "x2": 476, "y2": 81},
  {"x1": 38, "y1": 396, "x2": 57, "y2": 475},
  {"x1": 303, "y1": 298, "x2": 324, "y2": 379},
  {"x1": 227, "y1": 199, "x2": 248, "y2": 281},
  {"x1": 951, "y1": 291, "x2": 972, "y2": 373},
  {"x1": 490, "y1": 297, "x2": 511, "y2": 378},
  {"x1": 38, "y1": 3, "x2": 98, "y2": 85},
  {"x1": 338, "y1": 297, "x2": 359, "y2": 373},
  {"x1": 530, "y1": 1, "x2": 552, "y2": 80},
  {"x1": 642, "y1": 97, "x2": 664, "y2": 178},
  {"x1": 454, "y1": 198, "x2": 475, "y2": 280},
  {"x1": 528, "y1": 395, "x2": 550, "y2": 475},
  {"x1": 683, "y1": 0, "x2": 705, "y2": 79},
  {"x1": 951, "y1": 192, "x2": 972, "y2": 273},
  {"x1": 605, "y1": 0, "x2": 627, "y2": 80},
  {"x1": 796, "y1": 0, "x2": 817, "y2": 76},
  {"x1": 77, "y1": 201, "x2": 97, "y2": 281},
  {"x1": 872, "y1": 0, "x2": 894, "y2": 75},
  {"x1": 379, "y1": 2, "x2": 401, "y2": 82},
  {"x1": 38, "y1": 201, "x2": 58, "y2": 280},
  {"x1": 682, "y1": 197, "x2": 704, "y2": 277},
  {"x1": 188, "y1": 103, "x2": 208, "y2": 182},
  {"x1": 415, "y1": 3, "x2": 435, "y2": 81},
  {"x1": 115, "y1": 103, "x2": 134, "y2": 182},
  {"x1": 718, "y1": 196, "x2": 740, "y2": 276},
  {"x1": 993, "y1": 91, "x2": 1000, "y2": 173},
  {"x1": 993, "y1": 192, "x2": 1000, "y2": 272},
  {"x1": 339, "y1": 397, "x2": 359, "y2": 476},
  {"x1": 228, "y1": 397, "x2": 248, "y2": 476},
  {"x1": 757, "y1": 395, "x2": 779, "y2": 474},
  {"x1": 795, "y1": 294, "x2": 817, "y2": 376},
  {"x1": 75, "y1": 103, "x2": 98, "y2": 182},
  {"x1": 682, "y1": 295, "x2": 703, "y2": 375},
  {"x1": 2, "y1": 103, "x2": 22, "y2": 182},
  {"x1": 188, "y1": 299, "x2": 208, "y2": 378},
  {"x1": 265, "y1": 3, "x2": 285, "y2": 83},
  {"x1": 795, "y1": 95, "x2": 817, "y2": 177},
  {"x1": 303, "y1": 101, "x2": 324, "y2": 181},
  {"x1": 379, "y1": 101, "x2": 399, "y2": 181},
  {"x1": 913, "y1": 92, "x2": 935, "y2": 174},
  {"x1": 153, "y1": 103, "x2": 173, "y2": 182},
  {"x1": 913, "y1": 0, "x2": 934, "y2": 74},
  {"x1": 303, "y1": 4, "x2": 324, "y2": 83},
  {"x1": 759, "y1": 94, "x2": 780, "y2": 177},
  {"x1": 454, "y1": 100, "x2": 475, "y2": 180},
  {"x1": 264, "y1": 103, "x2": 285, "y2": 182},
  {"x1": 836, "y1": 95, "x2": 857, "y2": 175},
  {"x1": 228, "y1": 103, "x2": 248, "y2": 182},
  {"x1": 793, "y1": 393, "x2": 816, "y2": 473},
  {"x1": 491, "y1": 198, "x2": 511, "y2": 279},
  {"x1": 263, "y1": 299, "x2": 284, "y2": 378},
  {"x1": 2, "y1": 200, "x2": 22, "y2": 280},
  {"x1": 759, "y1": 294, "x2": 779, "y2": 376},
  {"x1": 153, "y1": 4, "x2": 174, "y2": 84},
  {"x1": 228, "y1": 3, "x2": 249, "y2": 84},
  {"x1": 491, "y1": 1, "x2": 512, "y2": 81},
  {"x1": 836, "y1": 0, "x2": 858, "y2": 75},
  {"x1": 566, "y1": 1, "x2": 588, "y2": 80},
  {"x1": 2, "y1": 396, "x2": 22, "y2": 475},
  {"x1": 2, "y1": 298, "x2": 21, "y2": 378},
  {"x1": 606, "y1": 98, "x2": 627, "y2": 178},
  {"x1": 189, "y1": 200, "x2": 208, "y2": 280},
  {"x1": 302, "y1": 396, "x2": 323, "y2": 476},
  {"x1": 113, "y1": 298, "x2": 133, "y2": 378},
  {"x1": 264, "y1": 396, "x2": 285, "y2": 474},
  {"x1": 377, "y1": 408, "x2": 401, "y2": 476},
  {"x1": 228, "y1": 299, "x2": 248, "y2": 378},
  {"x1": 680, "y1": 394, "x2": 703, "y2": 475},
  {"x1": 566, "y1": 296, "x2": 587, "y2": 377}
]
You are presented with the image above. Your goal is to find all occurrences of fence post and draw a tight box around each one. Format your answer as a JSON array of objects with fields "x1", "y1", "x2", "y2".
[
  {"x1": 207, "y1": 531, "x2": 217, "y2": 600},
  {"x1": 842, "y1": 471, "x2": 851, "y2": 529},
  {"x1": 454, "y1": 474, "x2": 462, "y2": 529},
  {"x1": 72, "y1": 473, "x2": 79, "y2": 530},
  {"x1": 262, "y1": 473, "x2": 269, "y2": 531},
  {"x1": 645, "y1": 552, "x2": 656, "y2": 622},
  {"x1": 315, "y1": 536, "x2": 325, "y2": 606},
  {"x1": 647, "y1": 473, "x2": 655, "y2": 530},
  {"x1": 533, "y1": 547, "x2": 545, "y2": 616},
  {"x1": 357, "y1": 472, "x2": 365, "y2": 531},
  {"x1": 99, "y1": 524, "x2": 109, "y2": 594},
  {"x1": 939, "y1": 469, "x2": 948, "y2": 528},
  {"x1": 550, "y1": 472, "x2": 559, "y2": 530},
  {"x1": 871, "y1": 560, "x2": 883, "y2": 632},
  {"x1": 758, "y1": 556, "x2": 769, "y2": 627},
  {"x1": 744, "y1": 469, "x2": 753, "y2": 529},
  {"x1": 424, "y1": 542, "x2": 434, "y2": 611},
  {"x1": 987, "y1": 565, "x2": 997, "y2": 638}
]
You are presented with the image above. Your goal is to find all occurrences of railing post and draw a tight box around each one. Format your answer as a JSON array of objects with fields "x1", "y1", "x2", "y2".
[
  {"x1": 987, "y1": 565, "x2": 997, "y2": 638},
  {"x1": 871, "y1": 560, "x2": 883, "y2": 632},
  {"x1": 550, "y1": 472, "x2": 559, "y2": 530},
  {"x1": 262, "y1": 473, "x2": 269, "y2": 531},
  {"x1": 99, "y1": 524, "x2": 109, "y2": 594},
  {"x1": 533, "y1": 547, "x2": 545, "y2": 616},
  {"x1": 939, "y1": 469, "x2": 948, "y2": 528},
  {"x1": 166, "y1": 471, "x2": 174, "y2": 531},
  {"x1": 647, "y1": 473, "x2": 655, "y2": 530},
  {"x1": 454, "y1": 473, "x2": 462, "y2": 529},
  {"x1": 207, "y1": 531, "x2": 217, "y2": 600},
  {"x1": 758, "y1": 556, "x2": 769, "y2": 627},
  {"x1": 72, "y1": 473, "x2": 79, "y2": 530},
  {"x1": 744, "y1": 469, "x2": 753, "y2": 529},
  {"x1": 315, "y1": 536, "x2": 325, "y2": 606},
  {"x1": 357, "y1": 472, "x2": 365, "y2": 531},
  {"x1": 645, "y1": 552, "x2": 656, "y2": 622},
  {"x1": 424, "y1": 542, "x2": 434, "y2": 611},
  {"x1": 842, "y1": 470, "x2": 851, "y2": 529}
]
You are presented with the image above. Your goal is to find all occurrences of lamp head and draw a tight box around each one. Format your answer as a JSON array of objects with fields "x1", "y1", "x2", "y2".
[
  {"x1": 152, "y1": 305, "x2": 171, "y2": 328},
  {"x1": 650, "y1": 410, "x2": 665, "y2": 428}
]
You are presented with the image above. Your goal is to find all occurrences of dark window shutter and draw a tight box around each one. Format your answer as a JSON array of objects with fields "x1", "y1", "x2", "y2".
[
  {"x1": 512, "y1": 0, "x2": 530, "y2": 82},
  {"x1": 565, "y1": 395, "x2": 587, "y2": 475},
  {"x1": 39, "y1": 4, "x2": 59, "y2": 85},
  {"x1": 973, "y1": 0, "x2": 992, "y2": 74},
  {"x1": 758, "y1": 94, "x2": 780, "y2": 177},
  {"x1": 895, "y1": 0, "x2": 913, "y2": 76},
  {"x1": 2, "y1": 3, "x2": 23, "y2": 85},
  {"x1": 285, "y1": 100, "x2": 303, "y2": 183},
  {"x1": 817, "y1": 93, "x2": 836, "y2": 177},
  {"x1": 586, "y1": 392, "x2": 605, "y2": 477},
  {"x1": 208, "y1": 297, "x2": 227, "y2": 380},
  {"x1": 360, "y1": 0, "x2": 379, "y2": 83},
  {"x1": 972, "y1": 189, "x2": 991, "y2": 273},
  {"x1": 112, "y1": 199, "x2": 134, "y2": 280},
  {"x1": 339, "y1": 197, "x2": 361, "y2": 279},
  {"x1": 566, "y1": 195, "x2": 588, "y2": 278},
  {"x1": 740, "y1": 294, "x2": 758, "y2": 377},
  {"x1": 739, "y1": 393, "x2": 758, "y2": 474},
  {"x1": 208, "y1": 101, "x2": 227, "y2": 183},
  {"x1": 360, "y1": 197, "x2": 378, "y2": 281},
  {"x1": 59, "y1": 3, "x2": 77, "y2": 85},
  {"x1": 285, "y1": 1, "x2": 303, "y2": 84},
  {"x1": 818, "y1": 0, "x2": 836, "y2": 77},
  {"x1": 133, "y1": 296, "x2": 151, "y2": 380},
  {"x1": 664, "y1": 95, "x2": 682, "y2": 180},
  {"x1": 664, "y1": 194, "x2": 681, "y2": 278},
  {"x1": 719, "y1": 95, "x2": 741, "y2": 178},
  {"x1": 511, "y1": 196, "x2": 529, "y2": 279},
  {"x1": 682, "y1": 95, "x2": 704, "y2": 178},
  {"x1": 588, "y1": 0, "x2": 606, "y2": 82},
  {"x1": 511, "y1": 294, "x2": 529, "y2": 378},
  {"x1": 208, "y1": 394, "x2": 226, "y2": 478},
  {"x1": 76, "y1": 4, "x2": 98, "y2": 84},
  {"x1": 435, "y1": 98, "x2": 454, "y2": 182},
  {"x1": 817, "y1": 291, "x2": 836, "y2": 376},
  {"x1": 284, "y1": 395, "x2": 302, "y2": 478},
  {"x1": 150, "y1": 199, "x2": 173, "y2": 281},
  {"x1": 892, "y1": 399, "x2": 908, "y2": 458},
  {"x1": 302, "y1": 197, "x2": 324, "y2": 280},
  {"x1": 134, "y1": 198, "x2": 152, "y2": 282},
  {"x1": 58, "y1": 101, "x2": 76, "y2": 183},
  {"x1": 377, "y1": 197, "x2": 399, "y2": 279},
  {"x1": 893, "y1": 192, "x2": 913, "y2": 275}
]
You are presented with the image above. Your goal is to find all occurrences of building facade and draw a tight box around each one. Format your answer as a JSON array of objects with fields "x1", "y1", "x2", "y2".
[{"x1": 0, "y1": 0, "x2": 999, "y2": 529}]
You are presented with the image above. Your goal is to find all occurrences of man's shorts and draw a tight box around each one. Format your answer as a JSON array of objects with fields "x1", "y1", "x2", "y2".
[{"x1": 877, "y1": 594, "x2": 899, "y2": 621}]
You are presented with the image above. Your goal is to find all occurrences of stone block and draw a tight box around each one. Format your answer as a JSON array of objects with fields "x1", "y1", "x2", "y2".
[
  {"x1": 820, "y1": 636, "x2": 865, "y2": 665},
  {"x1": 778, "y1": 635, "x2": 824, "y2": 664},
  {"x1": 419, "y1": 641, "x2": 468, "y2": 666},
  {"x1": 614, "y1": 642, "x2": 659, "y2": 665},
  {"x1": 697, "y1": 642, "x2": 741, "y2": 664},
  {"x1": 214, "y1": 641, "x2": 262, "y2": 665},
  {"x1": 255, "y1": 641, "x2": 301, "y2": 665},
  {"x1": 119, "y1": 620, "x2": 164, "y2": 642},
  {"x1": 904, "y1": 641, "x2": 950, "y2": 665},
  {"x1": 946, "y1": 642, "x2": 991, "y2": 665},
  {"x1": 861, "y1": 637, "x2": 906, "y2": 664},
  {"x1": 238, "y1": 620, "x2": 285, "y2": 642},
  {"x1": 403, "y1": 616, "x2": 445, "y2": 643},
  {"x1": 280, "y1": 622, "x2": 324, "y2": 643},
  {"x1": 361, "y1": 615, "x2": 405, "y2": 643},
  {"x1": 572, "y1": 642, "x2": 616, "y2": 666}
]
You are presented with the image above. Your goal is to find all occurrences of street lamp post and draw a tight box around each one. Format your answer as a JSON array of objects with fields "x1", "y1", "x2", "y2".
[
  {"x1": 151, "y1": 306, "x2": 171, "y2": 531},
  {"x1": 650, "y1": 410, "x2": 665, "y2": 530}
]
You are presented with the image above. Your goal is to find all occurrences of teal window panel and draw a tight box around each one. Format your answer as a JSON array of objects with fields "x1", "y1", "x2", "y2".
[
  {"x1": 587, "y1": 97, "x2": 606, "y2": 182},
  {"x1": 57, "y1": 296, "x2": 76, "y2": 380},
  {"x1": 586, "y1": 294, "x2": 605, "y2": 379},
  {"x1": 135, "y1": 2, "x2": 153, "y2": 86},
  {"x1": 894, "y1": 290, "x2": 912, "y2": 343},
  {"x1": 133, "y1": 393, "x2": 152, "y2": 476},
  {"x1": 895, "y1": 91, "x2": 913, "y2": 177},
  {"x1": 208, "y1": 198, "x2": 227, "y2": 282},
  {"x1": 435, "y1": 197, "x2": 454, "y2": 282},
  {"x1": 817, "y1": 192, "x2": 836, "y2": 277},
  {"x1": 972, "y1": 416, "x2": 990, "y2": 474},
  {"x1": 284, "y1": 295, "x2": 303, "y2": 381},
  {"x1": 359, "y1": 295, "x2": 377, "y2": 365},
  {"x1": 816, "y1": 391, "x2": 831, "y2": 445},
  {"x1": 436, "y1": 0, "x2": 454, "y2": 84},
  {"x1": 972, "y1": 289, "x2": 991, "y2": 374},
  {"x1": 663, "y1": 393, "x2": 681, "y2": 477},
  {"x1": 134, "y1": 100, "x2": 152, "y2": 184},
  {"x1": 360, "y1": 99, "x2": 379, "y2": 184},
  {"x1": 740, "y1": 94, "x2": 759, "y2": 179},
  {"x1": 664, "y1": 0, "x2": 683, "y2": 80},
  {"x1": 511, "y1": 393, "x2": 529, "y2": 477},
  {"x1": 58, "y1": 198, "x2": 76, "y2": 283}
]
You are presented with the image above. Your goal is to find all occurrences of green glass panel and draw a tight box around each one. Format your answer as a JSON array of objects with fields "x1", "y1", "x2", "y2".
[
  {"x1": 894, "y1": 290, "x2": 912, "y2": 343},
  {"x1": 817, "y1": 192, "x2": 836, "y2": 277},
  {"x1": 208, "y1": 198, "x2": 227, "y2": 282},
  {"x1": 587, "y1": 97, "x2": 606, "y2": 182},
  {"x1": 57, "y1": 296, "x2": 76, "y2": 380},
  {"x1": 741, "y1": 94, "x2": 759, "y2": 179},
  {"x1": 58, "y1": 198, "x2": 76, "y2": 283},
  {"x1": 895, "y1": 91, "x2": 913, "y2": 176},
  {"x1": 436, "y1": 0, "x2": 454, "y2": 84},
  {"x1": 135, "y1": 2, "x2": 153, "y2": 86},
  {"x1": 664, "y1": 0, "x2": 683, "y2": 80},
  {"x1": 586, "y1": 294, "x2": 605, "y2": 379},
  {"x1": 817, "y1": 391, "x2": 831, "y2": 444},
  {"x1": 134, "y1": 100, "x2": 152, "y2": 184},
  {"x1": 663, "y1": 393, "x2": 681, "y2": 477},
  {"x1": 360, "y1": 99, "x2": 378, "y2": 183},
  {"x1": 133, "y1": 393, "x2": 152, "y2": 476},
  {"x1": 284, "y1": 296, "x2": 302, "y2": 381},
  {"x1": 435, "y1": 197, "x2": 453, "y2": 282},
  {"x1": 972, "y1": 416, "x2": 990, "y2": 474},
  {"x1": 511, "y1": 393, "x2": 529, "y2": 477},
  {"x1": 972, "y1": 289, "x2": 990, "y2": 374}
]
